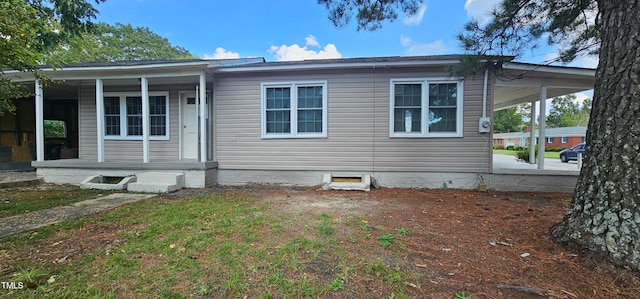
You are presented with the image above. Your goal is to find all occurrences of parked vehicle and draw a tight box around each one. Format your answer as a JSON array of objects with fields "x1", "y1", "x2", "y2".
[{"x1": 559, "y1": 142, "x2": 586, "y2": 162}]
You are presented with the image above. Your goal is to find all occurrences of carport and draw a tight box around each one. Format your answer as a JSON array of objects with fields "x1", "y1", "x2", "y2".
[{"x1": 493, "y1": 62, "x2": 596, "y2": 170}]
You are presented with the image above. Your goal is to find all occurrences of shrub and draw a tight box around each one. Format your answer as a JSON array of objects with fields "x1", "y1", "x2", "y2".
[
  {"x1": 506, "y1": 145, "x2": 515, "y2": 151},
  {"x1": 515, "y1": 146, "x2": 524, "y2": 151},
  {"x1": 494, "y1": 145, "x2": 505, "y2": 150},
  {"x1": 515, "y1": 147, "x2": 538, "y2": 163}
]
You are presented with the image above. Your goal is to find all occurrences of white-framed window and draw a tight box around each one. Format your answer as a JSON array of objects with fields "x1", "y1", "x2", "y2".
[
  {"x1": 261, "y1": 81, "x2": 328, "y2": 138},
  {"x1": 103, "y1": 92, "x2": 170, "y2": 140},
  {"x1": 561, "y1": 136, "x2": 568, "y2": 143},
  {"x1": 389, "y1": 78, "x2": 464, "y2": 137},
  {"x1": 547, "y1": 137, "x2": 554, "y2": 143}
]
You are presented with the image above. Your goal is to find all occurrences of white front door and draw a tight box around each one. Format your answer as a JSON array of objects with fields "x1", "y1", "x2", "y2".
[{"x1": 181, "y1": 93, "x2": 198, "y2": 159}]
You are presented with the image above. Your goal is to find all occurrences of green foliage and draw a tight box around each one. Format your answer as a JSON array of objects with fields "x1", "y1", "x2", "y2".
[
  {"x1": 493, "y1": 106, "x2": 524, "y2": 133},
  {"x1": 45, "y1": 22, "x2": 195, "y2": 65},
  {"x1": 547, "y1": 95, "x2": 592, "y2": 128},
  {"x1": 318, "y1": 0, "x2": 423, "y2": 31},
  {"x1": 328, "y1": 278, "x2": 344, "y2": 291},
  {"x1": 396, "y1": 228, "x2": 410, "y2": 236},
  {"x1": 378, "y1": 232, "x2": 396, "y2": 248},
  {"x1": 0, "y1": 0, "x2": 103, "y2": 114},
  {"x1": 44, "y1": 120, "x2": 66, "y2": 138},
  {"x1": 454, "y1": 291, "x2": 472, "y2": 299},
  {"x1": 514, "y1": 147, "x2": 538, "y2": 163}
]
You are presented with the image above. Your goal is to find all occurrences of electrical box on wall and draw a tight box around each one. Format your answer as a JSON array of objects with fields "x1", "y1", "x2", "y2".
[{"x1": 479, "y1": 117, "x2": 491, "y2": 133}]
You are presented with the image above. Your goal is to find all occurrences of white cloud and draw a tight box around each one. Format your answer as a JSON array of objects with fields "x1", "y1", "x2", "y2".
[
  {"x1": 464, "y1": 0, "x2": 500, "y2": 25},
  {"x1": 268, "y1": 36, "x2": 342, "y2": 61},
  {"x1": 203, "y1": 47, "x2": 240, "y2": 59},
  {"x1": 305, "y1": 35, "x2": 319, "y2": 47},
  {"x1": 403, "y1": 4, "x2": 427, "y2": 25},
  {"x1": 400, "y1": 35, "x2": 448, "y2": 55}
]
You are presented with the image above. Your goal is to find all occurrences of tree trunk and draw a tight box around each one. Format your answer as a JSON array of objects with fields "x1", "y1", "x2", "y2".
[{"x1": 552, "y1": 1, "x2": 640, "y2": 271}]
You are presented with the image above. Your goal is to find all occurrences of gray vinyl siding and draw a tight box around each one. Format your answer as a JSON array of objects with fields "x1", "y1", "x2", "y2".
[
  {"x1": 215, "y1": 66, "x2": 492, "y2": 173},
  {"x1": 78, "y1": 84, "x2": 184, "y2": 162}
]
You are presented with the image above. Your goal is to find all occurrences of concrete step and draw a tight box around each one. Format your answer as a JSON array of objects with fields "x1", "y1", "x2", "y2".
[{"x1": 127, "y1": 172, "x2": 185, "y2": 193}]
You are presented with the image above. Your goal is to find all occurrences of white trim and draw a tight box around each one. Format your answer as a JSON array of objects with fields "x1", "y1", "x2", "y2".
[
  {"x1": 95, "y1": 79, "x2": 105, "y2": 162},
  {"x1": 35, "y1": 80, "x2": 44, "y2": 162},
  {"x1": 561, "y1": 136, "x2": 568, "y2": 143},
  {"x1": 220, "y1": 60, "x2": 461, "y2": 73},
  {"x1": 199, "y1": 72, "x2": 207, "y2": 162},
  {"x1": 102, "y1": 91, "x2": 171, "y2": 141},
  {"x1": 260, "y1": 81, "x2": 328, "y2": 139},
  {"x1": 141, "y1": 78, "x2": 150, "y2": 163},
  {"x1": 502, "y1": 62, "x2": 596, "y2": 76},
  {"x1": 538, "y1": 86, "x2": 547, "y2": 170},
  {"x1": 389, "y1": 78, "x2": 464, "y2": 138}
]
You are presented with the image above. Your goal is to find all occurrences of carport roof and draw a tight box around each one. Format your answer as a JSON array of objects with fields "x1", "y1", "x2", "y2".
[{"x1": 494, "y1": 62, "x2": 595, "y2": 110}]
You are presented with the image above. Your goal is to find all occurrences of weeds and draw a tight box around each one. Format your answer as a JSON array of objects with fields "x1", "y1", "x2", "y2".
[{"x1": 378, "y1": 232, "x2": 396, "y2": 247}]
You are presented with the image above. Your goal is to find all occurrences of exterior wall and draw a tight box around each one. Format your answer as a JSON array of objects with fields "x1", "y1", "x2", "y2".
[
  {"x1": 214, "y1": 66, "x2": 492, "y2": 175},
  {"x1": 545, "y1": 136, "x2": 584, "y2": 148},
  {"x1": 78, "y1": 83, "x2": 194, "y2": 162}
]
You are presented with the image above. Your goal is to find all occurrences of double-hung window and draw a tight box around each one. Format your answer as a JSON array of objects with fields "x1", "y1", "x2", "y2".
[
  {"x1": 261, "y1": 81, "x2": 327, "y2": 138},
  {"x1": 390, "y1": 78, "x2": 463, "y2": 137},
  {"x1": 103, "y1": 92, "x2": 170, "y2": 140}
]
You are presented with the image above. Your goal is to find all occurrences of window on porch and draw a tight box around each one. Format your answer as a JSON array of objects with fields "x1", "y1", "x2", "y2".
[{"x1": 103, "y1": 92, "x2": 170, "y2": 140}]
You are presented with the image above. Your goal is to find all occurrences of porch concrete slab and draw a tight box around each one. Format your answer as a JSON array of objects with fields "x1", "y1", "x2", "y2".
[{"x1": 0, "y1": 193, "x2": 155, "y2": 239}]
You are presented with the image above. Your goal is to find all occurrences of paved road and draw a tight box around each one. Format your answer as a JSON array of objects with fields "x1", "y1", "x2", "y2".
[{"x1": 493, "y1": 154, "x2": 582, "y2": 171}]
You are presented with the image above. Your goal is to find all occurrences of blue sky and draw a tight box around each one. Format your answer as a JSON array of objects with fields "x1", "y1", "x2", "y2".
[{"x1": 93, "y1": 0, "x2": 596, "y2": 68}]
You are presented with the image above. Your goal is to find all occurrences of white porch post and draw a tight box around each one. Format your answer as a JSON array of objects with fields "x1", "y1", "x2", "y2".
[
  {"x1": 537, "y1": 86, "x2": 547, "y2": 169},
  {"x1": 35, "y1": 80, "x2": 44, "y2": 162},
  {"x1": 199, "y1": 71, "x2": 207, "y2": 162},
  {"x1": 96, "y1": 79, "x2": 105, "y2": 162},
  {"x1": 529, "y1": 100, "x2": 536, "y2": 164},
  {"x1": 141, "y1": 77, "x2": 150, "y2": 163}
]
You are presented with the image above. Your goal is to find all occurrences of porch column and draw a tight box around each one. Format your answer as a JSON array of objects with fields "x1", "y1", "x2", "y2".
[
  {"x1": 537, "y1": 86, "x2": 547, "y2": 169},
  {"x1": 35, "y1": 80, "x2": 44, "y2": 162},
  {"x1": 529, "y1": 100, "x2": 536, "y2": 164},
  {"x1": 141, "y1": 77, "x2": 150, "y2": 163},
  {"x1": 96, "y1": 79, "x2": 105, "y2": 162},
  {"x1": 199, "y1": 71, "x2": 207, "y2": 162}
]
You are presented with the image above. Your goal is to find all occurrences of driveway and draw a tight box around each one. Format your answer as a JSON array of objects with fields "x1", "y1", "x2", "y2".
[{"x1": 493, "y1": 153, "x2": 582, "y2": 171}]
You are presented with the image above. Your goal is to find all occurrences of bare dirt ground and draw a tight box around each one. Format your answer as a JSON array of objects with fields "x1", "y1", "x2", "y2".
[{"x1": 3, "y1": 185, "x2": 639, "y2": 298}]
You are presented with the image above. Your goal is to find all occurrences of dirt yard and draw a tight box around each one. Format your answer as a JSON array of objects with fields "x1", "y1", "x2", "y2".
[{"x1": 2, "y1": 185, "x2": 639, "y2": 298}]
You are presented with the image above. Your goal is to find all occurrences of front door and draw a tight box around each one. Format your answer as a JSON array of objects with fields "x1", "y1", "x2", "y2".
[{"x1": 181, "y1": 93, "x2": 198, "y2": 159}]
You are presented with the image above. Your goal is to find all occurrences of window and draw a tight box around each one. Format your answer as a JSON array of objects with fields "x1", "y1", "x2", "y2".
[
  {"x1": 561, "y1": 136, "x2": 568, "y2": 143},
  {"x1": 261, "y1": 81, "x2": 327, "y2": 138},
  {"x1": 390, "y1": 79, "x2": 463, "y2": 137},
  {"x1": 547, "y1": 137, "x2": 554, "y2": 143},
  {"x1": 103, "y1": 92, "x2": 169, "y2": 140}
]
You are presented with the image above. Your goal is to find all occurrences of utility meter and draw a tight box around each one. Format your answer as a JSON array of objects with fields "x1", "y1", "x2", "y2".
[{"x1": 479, "y1": 117, "x2": 491, "y2": 133}]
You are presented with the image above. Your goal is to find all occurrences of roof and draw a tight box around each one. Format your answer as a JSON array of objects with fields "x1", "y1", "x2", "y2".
[
  {"x1": 494, "y1": 126, "x2": 587, "y2": 139},
  {"x1": 216, "y1": 54, "x2": 514, "y2": 72}
]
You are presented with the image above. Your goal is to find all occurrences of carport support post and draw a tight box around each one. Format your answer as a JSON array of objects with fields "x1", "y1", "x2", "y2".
[
  {"x1": 35, "y1": 80, "x2": 44, "y2": 162},
  {"x1": 529, "y1": 100, "x2": 536, "y2": 164},
  {"x1": 537, "y1": 86, "x2": 547, "y2": 170}
]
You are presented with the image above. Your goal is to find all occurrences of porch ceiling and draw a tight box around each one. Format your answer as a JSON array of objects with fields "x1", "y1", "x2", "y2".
[{"x1": 494, "y1": 62, "x2": 596, "y2": 110}]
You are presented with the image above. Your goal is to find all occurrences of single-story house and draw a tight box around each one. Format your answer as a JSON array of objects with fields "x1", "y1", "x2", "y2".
[
  {"x1": 4, "y1": 55, "x2": 595, "y2": 190},
  {"x1": 494, "y1": 126, "x2": 586, "y2": 148}
]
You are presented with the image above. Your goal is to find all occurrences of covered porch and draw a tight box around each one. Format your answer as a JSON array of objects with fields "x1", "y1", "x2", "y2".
[{"x1": 7, "y1": 59, "x2": 262, "y2": 188}]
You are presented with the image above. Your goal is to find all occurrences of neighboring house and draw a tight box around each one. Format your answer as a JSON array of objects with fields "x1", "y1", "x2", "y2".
[
  {"x1": 493, "y1": 126, "x2": 586, "y2": 149},
  {"x1": 4, "y1": 55, "x2": 595, "y2": 189}
]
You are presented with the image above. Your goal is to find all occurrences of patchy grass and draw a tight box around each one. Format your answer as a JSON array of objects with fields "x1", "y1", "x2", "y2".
[
  {"x1": 0, "y1": 185, "x2": 113, "y2": 218},
  {"x1": 0, "y1": 194, "x2": 418, "y2": 298}
]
